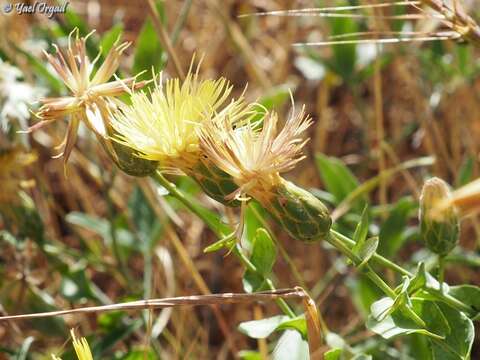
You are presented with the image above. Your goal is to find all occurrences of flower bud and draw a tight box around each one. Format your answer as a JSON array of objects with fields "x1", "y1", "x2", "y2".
[
  {"x1": 190, "y1": 159, "x2": 240, "y2": 207},
  {"x1": 419, "y1": 177, "x2": 460, "y2": 256},
  {"x1": 100, "y1": 128, "x2": 159, "y2": 177},
  {"x1": 261, "y1": 180, "x2": 332, "y2": 243}
]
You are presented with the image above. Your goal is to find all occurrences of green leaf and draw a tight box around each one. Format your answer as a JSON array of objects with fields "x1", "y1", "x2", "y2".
[
  {"x1": 315, "y1": 153, "x2": 362, "y2": 207},
  {"x1": 238, "y1": 315, "x2": 290, "y2": 339},
  {"x1": 60, "y1": 267, "x2": 95, "y2": 302},
  {"x1": 352, "y1": 206, "x2": 369, "y2": 248},
  {"x1": 456, "y1": 155, "x2": 474, "y2": 187},
  {"x1": 409, "y1": 334, "x2": 434, "y2": 360},
  {"x1": 275, "y1": 316, "x2": 307, "y2": 338},
  {"x1": 431, "y1": 303, "x2": 474, "y2": 359},
  {"x1": 326, "y1": 11, "x2": 358, "y2": 81},
  {"x1": 347, "y1": 274, "x2": 384, "y2": 317},
  {"x1": 259, "y1": 84, "x2": 292, "y2": 109},
  {"x1": 448, "y1": 285, "x2": 480, "y2": 315},
  {"x1": 357, "y1": 237, "x2": 379, "y2": 269},
  {"x1": 129, "y1": 186, "x2": 158, "y2": 243},
  {"x1": 66, "y1": 212, "x2": 110, "y2": 239},
  {"x1": 367, "y1": 299, "x2": 448, "y2": 340},
  {"x1": 378, "y1": 197, "x2": 417, "y2": 257},
  {"x1": 133, "y1": 20, "x2": 167, "y2": 79},
  {"x1": 238, "y1": 350, "x2": 263, "y2": 360},
  {"x1": 250, "y1": 228, "x2": 277, "y2": 276},
  {"x1": 121, "y1": 349, "x2": 156, "y2": 360},
  {"x1": 324, "y1": 348, "x2": 342, "y2": 360},
  {"x1": 272, "y1": 330, "x2": 309, "y2": 360},
  {"x1": 100, "y1": 24, "x2": 123, "y2": 56},
  {"x1": 242, "y1": 270, "x2": 266, "y2": 293},
  {"x1": 242, "y1": 202, "x2": 265, "y2": 253},
  {"x1": 203, "y1": 232, "x2": 236, "y2": 253},
  {"x1": 370, "y1": 297, "x2": 395, "y2": 322},
  {"x1": 407, "y1": 263, "x2": 427, "y2": 295}
]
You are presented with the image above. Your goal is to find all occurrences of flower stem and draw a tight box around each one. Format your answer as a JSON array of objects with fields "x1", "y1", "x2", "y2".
[
  {"x1": 329, "y1": 229, "x2": 474, "y2": 316},
  {"x1": 326, "y1": 232, "x2": 425, "y2": 327},
  {"x1": 152, "y1": 172, "x2": 296, "y2": 318}
]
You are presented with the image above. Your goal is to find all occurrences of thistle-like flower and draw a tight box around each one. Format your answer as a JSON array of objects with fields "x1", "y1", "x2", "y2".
[
  {"x1": 52, "y1": 329, "x2": 93, "y2": 360},
  {"x1": 110, "y1": 68, "x2": 247, "y2": 205},
  {"x1": 200, "y1": 107, "x2": 332, "y2": 242},
  {"x1": 31, "y1": 30, "x2": 145, "y2": 165}
]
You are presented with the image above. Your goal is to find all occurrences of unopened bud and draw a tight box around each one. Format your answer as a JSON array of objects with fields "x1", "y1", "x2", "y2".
[
  {"x1": 190, "y1": 158, "x2": 241, "y2": 207},
  {"x1": 101, "y1": 127, "x2": 159, "y2": 177},
  {"x1": 261, "y1": 180, "x2": 332, "y2": 243},
  {"x1": 419, "y1": 177, "x2": 460, "y2": 256}
]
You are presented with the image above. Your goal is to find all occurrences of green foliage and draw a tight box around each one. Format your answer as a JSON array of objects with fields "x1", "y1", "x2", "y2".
[
  {"x1": 133, "y1": 20, "x2": 167, "y2": 81},
  {"x1": 316, "y1": 153, "x2": 365, "y2": 211}
]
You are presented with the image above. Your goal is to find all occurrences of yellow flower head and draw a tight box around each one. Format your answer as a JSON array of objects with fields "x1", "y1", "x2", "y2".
[
  {"x1": 110, "y1": 67, "x2": 235, "y2": 171},
  {"x1": 32, "y1": 29, "x2": 145, "y2": 164},
  {"x1": 199, "y1": 105, "x2": 312, "y2": 201},
  {"x1": 51, "y1": 329, "x2": 93, "y2": 360}
]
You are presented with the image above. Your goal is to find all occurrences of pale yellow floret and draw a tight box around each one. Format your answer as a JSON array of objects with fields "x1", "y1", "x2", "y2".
[
  {"x1": 71, "y1": 329, "x2": 93, "y2": 360},
  {"x1": 110, "y1": 69, "x2": 234, "y2": 170},
  {"x1": 32, "y1": 29, "x2": 146, "y2": 165},
  {"x1": 51, "y1": 329, "x2": 93, "y2": 360},
  {"x1": 200, "y1": 105, "x2": 312, "y2": 200}
]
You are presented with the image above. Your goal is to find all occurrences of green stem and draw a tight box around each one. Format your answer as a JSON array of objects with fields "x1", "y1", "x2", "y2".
[
  {"x1": 329, "y1": 230, "x2": 474, "y2": 316},
  {"x1": 331, "y1": 230, "x2": 411, "y2": 276},
  {"x1": 153, "y1": 172, "x2": 296, "y2": 318},
  {"x1": 438, "y1": 255, "x2": 445, "y2": 294},
  {"x1": 326, "y1": 232, "x2": 425, "y2": 327}
]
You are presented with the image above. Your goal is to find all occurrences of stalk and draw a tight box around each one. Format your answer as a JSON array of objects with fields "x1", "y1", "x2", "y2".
[
  {"x1": 152, "y1": 171, "x2": 297, "y2": 318},
  {"x1": 328, "y1": 230, "x2": 474, "y2": 316},
  {"x1": 326, "y1": 232, "x2": 426, "y2": 327}
]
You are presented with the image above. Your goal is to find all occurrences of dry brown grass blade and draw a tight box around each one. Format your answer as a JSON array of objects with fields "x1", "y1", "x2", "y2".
[
  {"x1": 420, "y1": 0, "x2": 480, "y2": 45},
  {"x1": 0, "y1": 288, "x2": 304, "y2": 321}
]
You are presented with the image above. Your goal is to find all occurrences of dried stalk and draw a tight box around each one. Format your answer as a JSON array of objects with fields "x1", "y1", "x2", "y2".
[
  {"x1": 0, "y1": 288, "x2": 321, "y2": 356},
  {"x1": 421, "y1": 0, "x2": 480, "y2": 46}
]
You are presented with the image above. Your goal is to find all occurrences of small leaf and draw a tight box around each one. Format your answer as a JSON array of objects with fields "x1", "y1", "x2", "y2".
[
  {"x1": 324, "y1": 348, "x2": 342, "y2": 360},
  {"x1": 370, "y1": 297, "x2": 395, "y2": 321},
  {"x1": 133, "y1": 20, "x2": 167, "y2": 79},
  {"x1": 448, "y1": 285, "x2": 480, "y2": 315},
  {"x1": 456, "y1": 155, "x2": 474, "y2": 187},
  {"x1": 99, "y1": 24, "x2": 123, "y2": 56},
  {"x1": 203, "y1": 233, "x2": 236, "y2": 253},
  {"x1": 357, "y1": 237, "x2": 379, "y2": 269},
  {"x1": 250, "y1": 228, "x2": 277, "y2": 276},
  {"x1": 272, "y1": 330, "x2": 309, "y2": 360},
  {"x1": 275, "y1": 316, "x2": 307, "y2": 338},
  {"x1": 352, "y1": 206, "x2": 369, "y2": 249},
  {"x1": 431, "y1": 303, "x2": 474, "y2": 359},
  {"x1": 315, "y1": 153, "x2": 362, "y2": 207},
  {"x1": 407, "y1": 263, "x2": 427, "y2": 295},
  {"x1": 238, "y1": 350, "x2": 263, "y2": 360},
  {"x1": 367, "y1": 299, "x2": 447, "y2": 340},
  {"x1": 242, "y1": 270, "x2": 266, "y2": 294},
  {"x1": 238, "y1": 315, "x2": 289, "y2": 339}
]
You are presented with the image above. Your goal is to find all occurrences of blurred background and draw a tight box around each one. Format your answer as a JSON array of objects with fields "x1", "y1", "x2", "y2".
[{"x1": 1, "y1": 0, "x2": 480, "y2": 358}]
